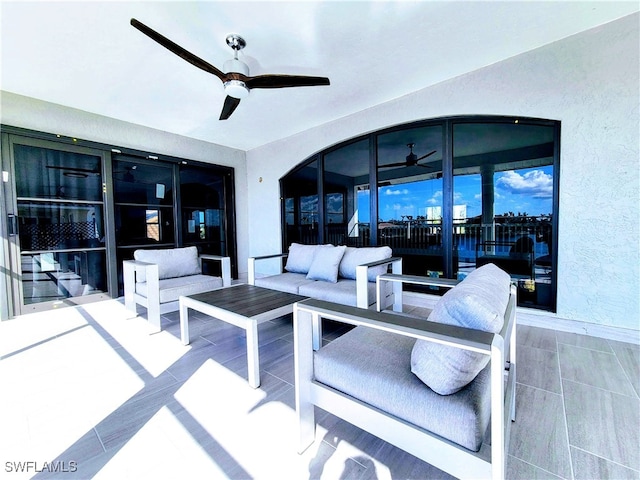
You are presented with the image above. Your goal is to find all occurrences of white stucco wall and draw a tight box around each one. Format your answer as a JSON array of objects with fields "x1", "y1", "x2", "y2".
[
  {"x1": 246, "y1": 14, "x2": 640, "y2": 333},
  {"x1": 0, "y1": 92, "x2": 249, "y2": 276}
]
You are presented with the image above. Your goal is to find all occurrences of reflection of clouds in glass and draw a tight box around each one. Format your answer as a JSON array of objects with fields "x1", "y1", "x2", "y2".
[
  {"x1": 300, "y1": 195, "x2": 318, "y2": 212},
  {"x1": 325, "y1": 193, "x2": 343, "y2": 213},
  {"x1": 385, "y1": 188, "x2": 410, "y2": 195},
  {"x1": 427, "y1": 190, "x2": 442, "y2": 205},
  {"x1": 496, "y1": 170, "x2": 552, "y2": 198}
]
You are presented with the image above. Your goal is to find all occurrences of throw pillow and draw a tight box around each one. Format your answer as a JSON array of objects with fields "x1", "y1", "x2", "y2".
[
  {"x1": 338, "y1": 246, "x2": 393, "y2": 281},
  {"x1": 306, "y1": 245, "x2": 347, "y2": 283},
  {"x1": 285, "y1": 243, "x2": 318, "y2": 274},
  {"x1": 411, "y1": 263, "x2": 511, "y2": 395}
]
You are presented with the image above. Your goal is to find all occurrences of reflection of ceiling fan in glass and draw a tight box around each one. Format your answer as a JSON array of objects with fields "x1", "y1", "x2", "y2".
[
  {"x1": 45, "y1": 165, "x2": 100, "y2": 178},
  {"x1": 113, "y1": 165, "x2": 136, "y2": 182},
  {"x1": 381, "y1": 143, "x2": 436, "y2": 169}
]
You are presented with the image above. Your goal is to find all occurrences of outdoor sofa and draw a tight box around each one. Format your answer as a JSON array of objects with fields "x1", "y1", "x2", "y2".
[{"x1": 248, "y1": 243, "x2": 402, "y2": 309}]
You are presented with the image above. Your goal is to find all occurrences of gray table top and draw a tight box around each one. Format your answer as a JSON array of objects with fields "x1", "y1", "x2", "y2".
[{"x1": 185, "y1": 284, "x2": 307, "y2": 318}]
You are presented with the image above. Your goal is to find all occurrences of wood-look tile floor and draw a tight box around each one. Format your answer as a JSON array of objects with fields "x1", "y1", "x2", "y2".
[{"x1": 0, "y1": 299, "x2": 638, "y2": 479}]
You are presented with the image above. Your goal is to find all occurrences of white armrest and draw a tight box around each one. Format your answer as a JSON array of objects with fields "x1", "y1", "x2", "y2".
[
  {"x1": 199, "y1": 254, "x2": 232, "y2": 287},
  {"x1": 376, "y1": 273, "x2": 460, "y2": 312},
  {"x1": 296, "y1": 298, "x2": 496, "y2": 352},
  {"x1": 355, "y1": 257, "x2": 402, "y2": 309},
  {"x1": 248, "y1": 253, "x2": 288, "y2": 285},
  {"x1": 123, "y1": 259, "x2": 160, "y2": 330}
]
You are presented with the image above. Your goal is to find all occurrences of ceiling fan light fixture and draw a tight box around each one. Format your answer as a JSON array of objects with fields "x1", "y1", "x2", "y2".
[{"x1": 224, "y1": 80, "x2": 249, "y2": 99}]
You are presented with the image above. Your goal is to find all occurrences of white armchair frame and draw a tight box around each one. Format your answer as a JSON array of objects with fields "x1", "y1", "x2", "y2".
[
  {"x1": 123, "y1": 254, "x2": 231, "y2": 333},
  {"x1": 294, "y1": 282, "x2": 517, "y2": 480}
]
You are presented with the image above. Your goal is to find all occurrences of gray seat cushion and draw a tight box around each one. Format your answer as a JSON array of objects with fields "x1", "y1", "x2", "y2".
[
  {"x1": 136, "y1": 274, "x2": 223, "y2": 303},
  {"x1": 298, "y1": 278, "x2": 376, "y2": 307},
  {"x1": 314, "y1": 326, "x2": 492, "y2": 451},
  {"x1": 255, "y1": 272, "x2": 315, "y2": 294}
]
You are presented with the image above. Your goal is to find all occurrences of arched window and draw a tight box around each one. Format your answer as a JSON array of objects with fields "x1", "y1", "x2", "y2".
[{"x1": 281, "y1": 116, "x2": 559, "y2": 311}]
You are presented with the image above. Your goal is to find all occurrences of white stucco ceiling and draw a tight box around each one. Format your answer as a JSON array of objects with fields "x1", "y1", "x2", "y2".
[{"x1": 1, "y1": 1, "x2": 638, "y2": 151}]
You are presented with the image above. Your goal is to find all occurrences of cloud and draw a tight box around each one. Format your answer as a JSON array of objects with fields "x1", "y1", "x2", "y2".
[
  {"x1": 426, "y1": 190, "x2": 442, "y2": 205},
  {"x1": 496, "y1": 170, "x2": 553, "y2": 198},
  {"x1": 385, "y1": 188, "x2": 410, "y2": 196}
]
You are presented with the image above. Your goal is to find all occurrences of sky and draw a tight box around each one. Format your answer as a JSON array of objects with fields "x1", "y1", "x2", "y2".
[{"x1": 358, "y1": 165, "x2": 554, "y2": 223}]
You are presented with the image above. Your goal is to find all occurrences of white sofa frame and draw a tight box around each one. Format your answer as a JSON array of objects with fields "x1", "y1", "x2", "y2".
[
  {"x1": 248, "y1": 251, "x2": 403, "y2": 310},
  {"x1": 123, "y1": 253, "x2": 231, "y2": 333},
  {"x1": 293, "y1": 280, "x2": 517, "y2": 480}
]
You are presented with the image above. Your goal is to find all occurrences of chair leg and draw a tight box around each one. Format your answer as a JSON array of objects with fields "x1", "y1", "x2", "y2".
[
  {"x1": 294, "y1": 308, "x2": 317, "y2": 453},
  {"x1": 122, "y1": 261, "x2": 137, "y2": 318},
  {"x1": 147, "y1": 302, "x2": 161, "y2": 334}
]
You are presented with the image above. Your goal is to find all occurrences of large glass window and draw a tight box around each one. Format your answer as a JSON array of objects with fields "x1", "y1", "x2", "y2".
[
  {"x1": 377, "y1": 125, "x2": 445, "y2": 276},
  {"x1": 323, "y1": 139, "x2": 370, "y2": 246},
  {"x1": 453, "y1": 121, "x2": 555, "y2": 308},
  {"x1": 281, "y1": 116, "x2": 559, "y2": 310},
  {"x1": 282, "y1": 159, "x2": 319, "y2": 246}
]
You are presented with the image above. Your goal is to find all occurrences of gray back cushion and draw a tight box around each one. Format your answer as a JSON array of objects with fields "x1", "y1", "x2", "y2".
[
  {"x1": 411, "y1": 263, "x2": 511, "y2": 395},
  {"x1": 134, "y1": 246, "x2": 201, "y2": 281},
  {"x1": 306, "y1": 245, "x2": 347, "y2": 283},
  {"x1": 284, "y1": 243, "x2": 318, "y2": 274},
  {"x1": 338, "y1": 246, "x2": 392, "y2": 281}
]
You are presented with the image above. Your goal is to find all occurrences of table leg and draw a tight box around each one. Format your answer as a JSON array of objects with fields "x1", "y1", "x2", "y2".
[
  {"x1": 246, "y1": 321, "x2": 260, "y2": 388},
  {"x1": 180, "y1": 299, "x2": 190, "y2": 345}
]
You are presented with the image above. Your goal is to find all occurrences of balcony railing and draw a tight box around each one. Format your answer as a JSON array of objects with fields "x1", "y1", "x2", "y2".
[{"x1": 288, "y1": 217, "x2": 552, "y2": 262}]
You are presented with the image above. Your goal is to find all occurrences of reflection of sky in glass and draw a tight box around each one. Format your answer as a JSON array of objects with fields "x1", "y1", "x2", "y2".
[
  {"x1": 357, "y1": 165, "x2": 553, "y2": 223},
  {"x1": 326, "y1": 193, "x2": 344, "y2": 224}
]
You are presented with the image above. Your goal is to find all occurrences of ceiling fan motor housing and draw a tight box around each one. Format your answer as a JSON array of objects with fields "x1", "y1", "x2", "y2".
[{"x1": 223, "y1": 58, "x2": 250, "y2": 98}]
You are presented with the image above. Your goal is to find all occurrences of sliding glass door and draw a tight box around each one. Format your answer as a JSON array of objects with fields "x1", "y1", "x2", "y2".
[{"x1": 4, "y1": 136, "x2": 111, "y2": 314}]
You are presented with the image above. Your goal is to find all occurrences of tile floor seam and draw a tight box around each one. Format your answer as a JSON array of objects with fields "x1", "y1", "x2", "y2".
[
  {"x1": 557, "y1": 341, "x2": 615, "y2": 355},
  {"x1": 165, "y1": 368, "x2": 180, "y2": 384},
  {"x1": 556, "y1": 334, "x2": 577, "y2": 480},
  {"x1": 263, "y1": 369, "x2": 294, "y2": 388},
  {"x1": 609, "y1": 345, "x2": 640, "y2": 400},
  {"x1": 94, "y1": 427, "x2": 107, "y2": 453},
  {"x1": 508, "y1": 454, "x2": 567, "y2": 479},
  {"x1": 561, "y1": 377, "x2": 640, "y2": 400},
  {"x1": 569, "y1": 445, "x2": 640, "y2": 474},
  {"x1": 515, "y1": 381, "x2": 563, "y2": 397}
]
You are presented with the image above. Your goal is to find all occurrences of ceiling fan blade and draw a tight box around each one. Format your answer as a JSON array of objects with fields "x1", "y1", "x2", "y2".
[
  {"x1": 245, "y1": 74, "x2": 330, "y2": 90},
  {"x1": 219, "y1": 96, "x2": 241, "y2": 120},
  {"x1": 46, "y1": 165, "x2": 99, "y2": 174},
  {"x1": 379, "y1": 161, "x2": 409, "y2": 168},
  {"x1": 416, "y1": 150, "x2": 437, "y2": 162},
  {"x1": 130, "y1": 18, "x2": 226, "y2": 81}
]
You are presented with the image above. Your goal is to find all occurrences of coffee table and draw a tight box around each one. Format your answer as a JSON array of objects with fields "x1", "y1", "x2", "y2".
[{"x1": 179, "y1": 284, "x2": 307, "y2": 388}]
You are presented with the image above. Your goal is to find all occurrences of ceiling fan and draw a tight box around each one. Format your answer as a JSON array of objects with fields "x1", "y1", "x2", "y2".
[
  {"x1": 46, "y1": 165, "x2": 100, "y2": 178},
  {"x1": 130, "y1": 18, "x2": 330, "y2": 120},
  {"x1": 380, "y1": 144, "x2": 437, "y2": 169}
]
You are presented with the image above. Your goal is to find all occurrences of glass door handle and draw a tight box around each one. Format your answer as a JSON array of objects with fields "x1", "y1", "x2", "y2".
[{"x1": 7, "y1": 214, "x2": 17, "y2": 236}]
